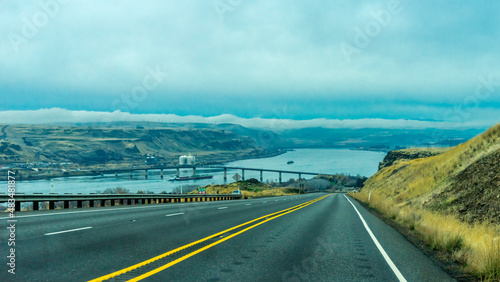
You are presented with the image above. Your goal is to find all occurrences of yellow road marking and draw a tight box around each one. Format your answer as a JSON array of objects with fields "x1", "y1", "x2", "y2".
[
  {"x1": 89, "y1": 195, "x2": 329, "y2": 282},
  {"x1": 128, "y1": 195, "x2": 329, "y2": 281}
]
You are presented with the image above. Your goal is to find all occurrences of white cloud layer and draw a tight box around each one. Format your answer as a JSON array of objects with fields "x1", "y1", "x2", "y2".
[{"x1": 0, "y1": 108, "x2": 494, "y2": 130}]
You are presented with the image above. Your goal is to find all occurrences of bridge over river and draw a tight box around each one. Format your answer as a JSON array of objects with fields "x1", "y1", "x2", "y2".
[{"x1": 96, "y1": 164, "x2": 334, "y2": 183}]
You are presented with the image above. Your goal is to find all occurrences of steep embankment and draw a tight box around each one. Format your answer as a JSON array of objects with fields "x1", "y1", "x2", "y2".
[
  {"x1": 352, "y1": 123, "x2": 500, "y2": 280},
  {"x1": 378, "y1": 147, "x2": 449, "y2": 170},
  {"x1": 0, "y1": 124, "x2": 277, "y2": 165}
]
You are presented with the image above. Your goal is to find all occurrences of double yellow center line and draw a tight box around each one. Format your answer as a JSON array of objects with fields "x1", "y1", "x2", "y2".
[{"x1": 89, "y1": 194, "x2": 330, "y2": 282}]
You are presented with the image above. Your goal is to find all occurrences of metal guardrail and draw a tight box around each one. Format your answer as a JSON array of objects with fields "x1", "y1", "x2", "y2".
[{"x1": 0, "y1": 193, "x2": 242, "y2": 211}]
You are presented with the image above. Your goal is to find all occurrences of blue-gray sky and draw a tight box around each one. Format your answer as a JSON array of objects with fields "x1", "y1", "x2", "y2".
[{"x1": 0, "y1": 0, "x2": 499, "y2": 128}]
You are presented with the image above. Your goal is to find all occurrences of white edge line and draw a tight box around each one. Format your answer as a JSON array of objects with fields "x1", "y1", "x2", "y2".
[
  {"x1": 218, "y1": 207, "x2": 228, "y2": 210},
  {"x1": 245, "y1": 204, "x2": 251, "y2": 206},
  {"x1": 343, "y1": 195, "x2": 407, "y2": 282},
  {"x1": 45, "y1": 226, "x2": 93, "y2": 236},
  {"x1": 165, "y1": 212, "x2": 184, "y2": 217}
]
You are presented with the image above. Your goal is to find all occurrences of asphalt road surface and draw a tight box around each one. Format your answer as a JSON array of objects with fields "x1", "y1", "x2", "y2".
[{"x1": 0, "y1": 193, "x2": 454, "y2": 281}]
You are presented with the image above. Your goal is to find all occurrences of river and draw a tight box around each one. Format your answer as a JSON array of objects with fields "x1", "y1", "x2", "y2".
[{"x1": 14, "y1": 149, "x2": 386, "y2": 194}]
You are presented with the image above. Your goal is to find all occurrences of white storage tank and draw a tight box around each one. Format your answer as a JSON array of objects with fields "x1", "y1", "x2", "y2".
[
  {"x1": 186, "y1": 155, "x2": 196, "y2": 165},
  {"x1": 179, "y1": 155, "x2": 188, "y2": 165}
]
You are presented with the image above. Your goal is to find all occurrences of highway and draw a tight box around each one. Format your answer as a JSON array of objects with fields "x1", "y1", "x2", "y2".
[{"x1": 0, "y1": 193, "x2": 454, "y2": 281}]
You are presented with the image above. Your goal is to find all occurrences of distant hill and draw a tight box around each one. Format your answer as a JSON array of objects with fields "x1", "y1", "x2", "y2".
[
  {"x1": 0, "y1": 124, "x2": 280, "y2": 165},
  {"x1": 50, "y1": 121, "x2": 487, "y2": 150},
  {"x1": 58, "y1": 121, "x2": 290, "y2": 149},
  {"x1": 280, "y1": 127, "x2": 486, "y2": 149}
]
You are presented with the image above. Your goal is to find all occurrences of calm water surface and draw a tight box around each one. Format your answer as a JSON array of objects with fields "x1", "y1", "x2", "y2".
[{"x1": 15, "y1": 149, "x2": 386, "y2": 194}]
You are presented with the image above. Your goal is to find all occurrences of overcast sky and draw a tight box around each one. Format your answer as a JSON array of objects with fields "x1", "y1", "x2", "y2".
[{"x1": 0, "y1": 0, "x2": 499, "y2": 129}]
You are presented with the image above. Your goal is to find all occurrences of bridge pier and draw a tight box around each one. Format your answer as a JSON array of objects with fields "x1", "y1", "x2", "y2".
[
  {"x1": 64, "y1": 201, "x2": 69, "y2": 209},
  {"x1": 279, "y1": 172, "x2": 282, "y2": 184},
  {"x1": 260, "y1": 170, "x2": 263, "y2": 182},
  {"x1": 89, "y1": 200, "x2": 94, "y2": 208},
  {"x1": 298, "y1": 173, "x2": 301, "y2": 180},
  {"x1": 33, "y1": 201, "x2": 39, "y2": 211},
  {"x1": 224, "y1": 168, "x2": 227, "y2": 182},
  {"x1": 49, "y1": 201, "x2": 55, "y2": 210},
  {"x1": 242, "y1": 169, "x2": 245, "y2": 181},
  {"x1": 77, "y1": 200, "x2": 83, "y2": 208}
]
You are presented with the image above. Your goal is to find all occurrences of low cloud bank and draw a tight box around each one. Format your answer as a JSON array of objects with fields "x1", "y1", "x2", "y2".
[{"x1": 0, "y1": 108, "x2": 493, "y2": 130}]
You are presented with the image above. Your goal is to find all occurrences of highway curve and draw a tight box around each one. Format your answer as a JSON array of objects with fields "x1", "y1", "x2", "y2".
[{"x1": 0, "y1": 193, "x2": 454, "y2": 281}]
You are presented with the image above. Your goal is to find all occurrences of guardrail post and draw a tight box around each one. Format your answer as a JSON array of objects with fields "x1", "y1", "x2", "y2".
[
  {"x1": 64, "y1": 201, "x2": 69, "y2": 209},
  {"x1": 33, "y1": 201, "x2": 39, "y2": 211},
  {"x1": 89, "y1": 200, "x2": 94, "y2": 208},
  {"x1": 77, "y1": 200, "x2": 83, "y2": 208},
  {"x1": 49, "y1": 201, "x2": 55, "y2": 210},
  {"x1": 15, "y1": 201, "x2": 21, "y2": 212}
]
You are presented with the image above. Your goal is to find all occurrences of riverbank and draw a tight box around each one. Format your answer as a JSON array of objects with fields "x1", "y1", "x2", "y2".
[{"x1": 0, "y1": 148, "x2": 286, "y2": 182}]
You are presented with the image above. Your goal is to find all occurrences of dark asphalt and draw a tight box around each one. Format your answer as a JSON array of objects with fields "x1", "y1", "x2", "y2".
[{"x1": 0, "y1": 193, "x2": 454, "y2": 281}]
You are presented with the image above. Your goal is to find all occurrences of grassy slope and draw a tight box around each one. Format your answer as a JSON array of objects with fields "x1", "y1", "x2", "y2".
[
  {"x1": 352, "y1": 123, "x2": 500, "y2": 280},
  {"x1": 191, "y1": 180, "x2": 298, "y2": 198}
]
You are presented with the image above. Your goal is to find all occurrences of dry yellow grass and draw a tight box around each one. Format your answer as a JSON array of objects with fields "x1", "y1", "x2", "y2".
[
  {"x1": 191, "y1": 182, "x2": 298, "y2": 199},
  {"x1": 351, "y1": 123, "x2": 500, "y2": 280}
]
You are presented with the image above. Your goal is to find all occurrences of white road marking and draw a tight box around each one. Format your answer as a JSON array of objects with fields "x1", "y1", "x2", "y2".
[
  {"x1": 344, "y1": 195, "x2": 407, "y2": 282},
  {"x1": 263, "y1": 201, "x2": 267, "y2": 203},
  {"x1": 245, "y1": 204, "x2": 251, "y2": 206},
  {"x1": 165, "y1": 213, "x2": 184, "y2": 217},
  {"x1": 45, "y1": 226, "x2": 93, "y2": 236},
  {"x1": 218, "y1": 207, "x2": 228, "y2": 210}
]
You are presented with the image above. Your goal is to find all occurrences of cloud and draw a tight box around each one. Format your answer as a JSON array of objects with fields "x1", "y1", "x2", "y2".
[
  {"x1": 0, "y1": 108, "x2": 494, "y2": 130},
  {"x1": 0, "y1": 1, "x2": 499, "y2": 122}
]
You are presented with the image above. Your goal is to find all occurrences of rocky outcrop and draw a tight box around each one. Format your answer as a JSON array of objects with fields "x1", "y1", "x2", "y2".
[{"x1": 378, "y1": 148, "x2": 448, "y2": 170}]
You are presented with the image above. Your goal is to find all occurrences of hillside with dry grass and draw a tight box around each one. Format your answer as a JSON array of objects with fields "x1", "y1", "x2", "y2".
[
  {"x1": 190, "y1": 179, "x2": 299, "y2": 198},
  {"x1": 351, "y1": 123, "x2": 500, "y2": 280}
]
